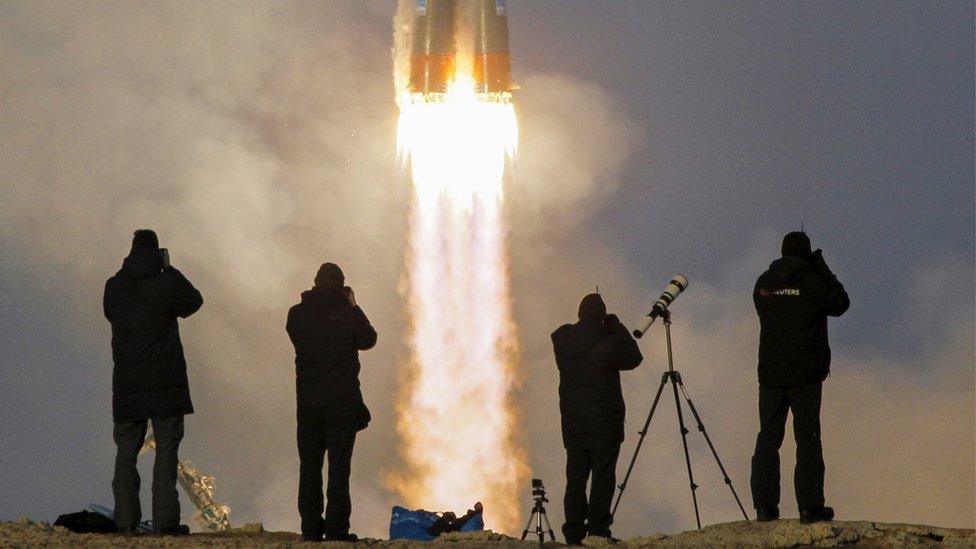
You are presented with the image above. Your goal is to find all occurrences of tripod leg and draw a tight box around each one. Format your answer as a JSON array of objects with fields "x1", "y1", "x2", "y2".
[
  {"x1": 536, "y1": 507, "x2": 545, "y2": 546},
  {"x1": 677, "y1": 382, "x2": 750, "y2": 520},
  {"x1": 541, "y1": 510, "x2": 557, "y2": 542},
  {"x1": 521, "y1": 509, "x2": 537, "y2": 541},
  {"x1": 611, "y1": 372, "x2": 670, "y2": 518},
  {"x1": 670, "y1": 372, "x2": 702, "y2": 529}
]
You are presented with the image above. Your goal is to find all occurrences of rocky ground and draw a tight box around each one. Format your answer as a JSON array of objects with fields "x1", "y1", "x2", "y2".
[{"x1": 1, "y1": 518, "x2": 973, "y2": 548}]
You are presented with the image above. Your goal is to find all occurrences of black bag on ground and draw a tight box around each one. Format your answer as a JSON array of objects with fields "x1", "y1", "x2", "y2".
[{"x1": 54, "y1": 510, "x2": 119, "y2": 534}]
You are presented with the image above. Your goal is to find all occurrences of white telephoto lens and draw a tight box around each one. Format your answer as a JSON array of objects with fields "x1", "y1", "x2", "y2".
[
  {"x1": 633, "y1": 315, "x2": 655, "y2": 338},
  {"x1": 633, "y1": 274, "x2": 689, "y2": 338}
]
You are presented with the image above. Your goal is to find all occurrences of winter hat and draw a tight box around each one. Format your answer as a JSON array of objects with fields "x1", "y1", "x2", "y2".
[
  {"x1": 781, "y1": 231, "x2": 812, "y2": 258},
  {"x1": 578, "y1": 293, "x2": 607, "y2": 322},
  {"x1": 131, "y1": 229, "x2": 159, "y2": 250},
  {"x1": 314, "y1": 262, "x2": 345, "y2": 289}
]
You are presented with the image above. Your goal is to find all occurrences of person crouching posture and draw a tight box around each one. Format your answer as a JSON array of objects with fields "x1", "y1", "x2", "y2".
[
  {"x1": 286, "y1": 262, "x2": 376, "y2": 542},
  {"x1": 552, "y1": 293, "x2": 643, "y2": 544},
  {"x1": 750, "y1": 231, "x2": 849, "y2": 524}
]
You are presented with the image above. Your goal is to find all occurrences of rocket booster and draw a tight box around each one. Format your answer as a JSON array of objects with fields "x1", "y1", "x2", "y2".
[
  {"x1": 409, "y1": 0, "x2": 513, "y2": 95},
  {"x1": 472, "y1": 0, "x2": 512, "y2": 93}
]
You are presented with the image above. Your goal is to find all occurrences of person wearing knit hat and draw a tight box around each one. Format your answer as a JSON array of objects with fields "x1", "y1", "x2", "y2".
[
  {"x1": 781, "y1": 231, "x2": 812, "y2": 258},
  {"x1": 751, "y1": 231, "x2": 850, "y2": 525},
  {"x1": 551, "y1": 292, "x2": 643, "y2": 544},
  {"x1": 104, "y1": 229, "x2": 203, "y2": 535},
  {"x1": 286, "y1": 262, "x2": 377, "y2": 542},
  {"x1": 577, "y1": 293, "x2": 607, "y2": 322},
  {"x1": 131, "y1": 229, "x2": 159, "y2": 251},
  {"x1": 314, "y1": 262, "x2": 345, "y2": 290}
]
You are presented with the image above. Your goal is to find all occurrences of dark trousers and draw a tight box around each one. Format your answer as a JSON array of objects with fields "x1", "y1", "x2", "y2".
[
  {"x1": 563, "y1": 445, "x2": 620, "y2": 543},
  {"x1": 297, "y1": 406, "x2": 357, "y2": 541},
  {"x1": 112, "y1": 415, "x2": 184, "y2": 531},
  {"x1": 750, "y1": 383, "x2": 825, "y2": 511}
]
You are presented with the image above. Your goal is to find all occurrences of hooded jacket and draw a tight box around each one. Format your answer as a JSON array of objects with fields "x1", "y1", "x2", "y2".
[
  {"x1": 103, "y1": 247, "x2": 203, "y2": 422},
  {"x1": 753, "y1": 254, "x2": 850, "y2": 387},
  {"x1": 552, "y1": 314, "x2": 643, "y2": 450},
  {"x1": 286, "y1": 286, "x2": 377, "y2": 426}
]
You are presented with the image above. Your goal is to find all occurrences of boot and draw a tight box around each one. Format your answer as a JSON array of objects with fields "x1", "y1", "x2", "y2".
[
  {"x1": 755, "y1": 506, "x2": 779, "y2": 522},
  {"x1": 799, "y1": 506, "x2": 834, "y2": 524}
]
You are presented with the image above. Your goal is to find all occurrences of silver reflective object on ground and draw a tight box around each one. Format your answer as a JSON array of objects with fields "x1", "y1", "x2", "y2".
[{"x1": 143, "y1": 430, "x2": 232, "y2": 532}]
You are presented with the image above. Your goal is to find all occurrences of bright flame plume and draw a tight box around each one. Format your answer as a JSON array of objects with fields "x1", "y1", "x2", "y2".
[{"x1": 392, "y1": 76, "x2": 526, "y2": 531}]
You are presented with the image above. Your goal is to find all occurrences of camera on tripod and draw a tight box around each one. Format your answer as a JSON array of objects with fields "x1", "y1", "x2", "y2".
[
  {"x1": 633, "y1": 274, "x2": 688, "y2": 338},
  {"x1": 613, "y1": 274, "x2": 749, "y2": 529},
  {"x1": 531, "y1": 478, "x2": 547, "y2": 500},
  {"x1": 521, "y1": 478, "x2": 555, "y2": 545}
]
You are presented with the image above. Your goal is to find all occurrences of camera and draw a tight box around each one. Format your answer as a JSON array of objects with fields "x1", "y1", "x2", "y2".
[
  {"x1": 160, "y1": 248, "x2": 171, "y2": 269},
  {"x1": 531, "y1": 478, "x2": 547, "y2": 500},
  {"x1": 633, "y1": 274, "x2": 689, "y2": 338}
]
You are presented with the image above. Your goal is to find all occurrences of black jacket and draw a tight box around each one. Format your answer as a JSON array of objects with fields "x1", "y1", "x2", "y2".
[
  {"x1": 104, "y1": 248, "x2": 203, "y2": 423},
  {"x1": 286, "y1": 287, "x2": 377, "y2": 427},
  {"x1": 552, "y1": 314, "x2": 643, "y2": 450},
  {"x1": 753, "y1": 253, "x2": 850, "y2": 387}
]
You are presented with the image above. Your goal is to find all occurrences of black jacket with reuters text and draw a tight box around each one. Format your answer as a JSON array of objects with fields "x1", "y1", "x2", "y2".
[
  {"x1": 552, "y1": 315, "x2": 643, "y2": 450},
  {"x1": 753, "y1": 254, "x2": 850, "y2": 387},
  {"x1": 104, "y1": 248, "x2": 203, "y2": 423},
  {"x1": 286, "y1": 286, "x2": 376, "y2": 428}
]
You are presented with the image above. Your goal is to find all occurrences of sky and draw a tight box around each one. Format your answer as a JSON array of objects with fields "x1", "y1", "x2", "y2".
[{"x1": 0, "y1": 0, "x2": 973, "y2": 539}]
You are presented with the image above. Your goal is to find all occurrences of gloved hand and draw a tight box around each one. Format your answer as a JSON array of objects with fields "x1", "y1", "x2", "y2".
[
  {"x1": 342, "y1": 286, "x2": 357, "y2": 307},
  {"x1": 810, "y1": 249, "x2": 835, "y2": 279}
]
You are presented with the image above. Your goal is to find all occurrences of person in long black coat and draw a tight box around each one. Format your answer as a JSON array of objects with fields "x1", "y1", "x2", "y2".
[
  {"x1": 286, "y1": 262, "x2": 376, "y2": 542},
  {"x1": 103, "y1": 229, "x2": 203, "y2": 535},
  {"x1": 750, "y1": 231, "x2": 849, "y2": 524},
  {"x1": 552, "y1": 293, "x2": 643, "y2": 544}
]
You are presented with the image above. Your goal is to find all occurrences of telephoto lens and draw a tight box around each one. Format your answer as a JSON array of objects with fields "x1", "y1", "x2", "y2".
[{"x1": 633, "y1": 275, "x2": 689, "y2": 338}]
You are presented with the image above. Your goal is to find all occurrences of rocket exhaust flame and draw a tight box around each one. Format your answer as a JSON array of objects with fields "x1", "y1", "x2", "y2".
[
  {"x1": 394, "y1": 78, "x2": 525, "y2": 532},
  {"x1": 392, "y1": 0, "x2": 525, "y2": 531}
]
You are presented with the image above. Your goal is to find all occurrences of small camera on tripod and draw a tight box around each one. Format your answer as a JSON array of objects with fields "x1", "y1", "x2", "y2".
[
  {"x1": 522, "y1": 478, "x2": 555, "y2": 544},
  {"x1": 531, "y1": 478, "x2": 547, "y2": 500}
]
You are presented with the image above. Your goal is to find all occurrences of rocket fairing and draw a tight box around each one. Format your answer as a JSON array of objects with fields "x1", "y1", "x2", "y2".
[{"x1": 409, "y1": 0, "x2": 513, "y2": 95}]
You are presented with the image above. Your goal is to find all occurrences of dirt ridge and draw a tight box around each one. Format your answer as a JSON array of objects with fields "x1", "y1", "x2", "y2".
[{"x1": 1, "y1": 518, "x2": 973, "y2": 547}]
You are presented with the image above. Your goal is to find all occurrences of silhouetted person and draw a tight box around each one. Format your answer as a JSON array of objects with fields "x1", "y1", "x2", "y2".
[
  {"x1": 286, "y1": 262, "x2": 376, "y2": 542},
  {"x1": 751, "y1": 231, "x2": 849, "y2": 524},
  {"x1": 552, "y1": 293, "x2": 643, "y2": 544},
  {"x1": 103, "y1": 230, "x2": 203, "y2": 535}
]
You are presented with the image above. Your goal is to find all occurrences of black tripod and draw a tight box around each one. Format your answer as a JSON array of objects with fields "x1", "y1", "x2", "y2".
[
  {"x1": 520, "y1": 480, "x2": 556, "y2": 547},
  {"x1": 611, "y1": 310, "x2": 749, "y2": 528}
]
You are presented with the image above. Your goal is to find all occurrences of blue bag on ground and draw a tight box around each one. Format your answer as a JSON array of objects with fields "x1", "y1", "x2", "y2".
[
  {"x1": 389, "y1": 506, "x2": 439, "y2": 541},
  {"x1": 389, "y1": 503, "x2": 485, "y2": 540}
]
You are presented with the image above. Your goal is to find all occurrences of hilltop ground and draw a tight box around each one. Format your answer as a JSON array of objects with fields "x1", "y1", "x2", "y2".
[{"x1": 2, "y1": 518, "x2": 973, "y2": 547}]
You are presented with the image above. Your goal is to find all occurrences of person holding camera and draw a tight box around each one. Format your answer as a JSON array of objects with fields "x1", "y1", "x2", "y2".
[
  {"x1": 286, "y1": 262, "x2": 376, "y2": 542},
  {"x1": 103, "y1": 229, "x2": 203, "y2": 535},
  {"x1": 552, "y1": 293, "x2": 643, "y2": 544},
  {"x1": 750, "y1": 231, "x2": 849, "y2": 524}
]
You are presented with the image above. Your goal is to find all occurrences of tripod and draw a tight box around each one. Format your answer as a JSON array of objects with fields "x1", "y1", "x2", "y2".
[
  {"x1": 611, "y1": 310, "x2": 749, "y2": 528},
  {"x1": 520, "y1": 484, "x2": 556, "y2": 547}
]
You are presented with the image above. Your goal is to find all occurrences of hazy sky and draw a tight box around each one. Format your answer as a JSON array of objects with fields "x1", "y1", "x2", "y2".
[{"x1": 1, "y1": 0, "x2": 973, "y2": 538}]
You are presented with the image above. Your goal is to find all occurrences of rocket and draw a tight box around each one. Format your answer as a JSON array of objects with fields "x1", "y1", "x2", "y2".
[{"x1": 409, "y1": 0, "x2": 513, "y2": 95}]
